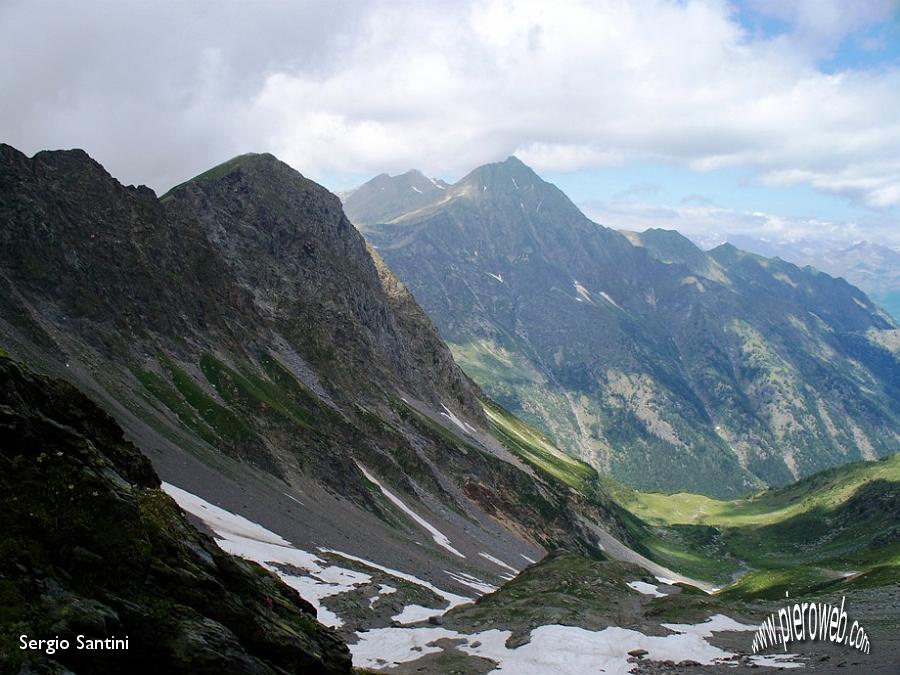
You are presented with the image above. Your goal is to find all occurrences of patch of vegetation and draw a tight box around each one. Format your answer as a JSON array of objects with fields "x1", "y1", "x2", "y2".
[
  {"x1": 158, "y1": 356, "x2": 256, "y2": 444},
  {"x1": 484, "y1": 399, "x2": 595, "y2": 493},
  {"x1": 160, "y1": 154, "x2": 257, "y2": 200},
  {"x1": 133, "y1": 368, "x2": 220, "y2": 446},
  {"x1": 199, "y1": 352, "x2": 319, "y2": 431}
]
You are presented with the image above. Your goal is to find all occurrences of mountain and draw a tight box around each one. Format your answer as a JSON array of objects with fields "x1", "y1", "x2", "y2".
[
  {"x1": 0, "y1": 144, "x2": 667, "y2": 634},
  {"x1": 706, "y1": 235, "x2": 900, "y2": 321},
  {"x1": 354, "y1": 157, "x2": 900, "y2": 497},
  {"x1": 339, "y1": 169, "x2": 449, "y2": 229},
  {"x1": 0, "y1": 354, "x2": 351, "y2": 674}
]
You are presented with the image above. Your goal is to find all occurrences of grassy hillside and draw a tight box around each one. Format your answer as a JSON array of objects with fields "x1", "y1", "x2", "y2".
[
  {"x1": 485, "y1": 398, "x2": 900, "y2": 597},
  {"x1": 610, "y1": 454, "x2": 900, "y2": 597}
]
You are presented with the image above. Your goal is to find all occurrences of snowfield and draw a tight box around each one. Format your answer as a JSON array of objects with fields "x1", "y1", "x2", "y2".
[
  {"x1": 163, "y1": 483, "x2": 802, "y2": 673},
  {"x1": 351, "y1": 615, "x2": 803, "y2": 672}
]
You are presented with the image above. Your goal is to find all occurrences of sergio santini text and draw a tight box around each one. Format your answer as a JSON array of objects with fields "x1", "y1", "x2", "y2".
[{"x1": 20, "y1": 634, "x2": 129, "y2": 655}]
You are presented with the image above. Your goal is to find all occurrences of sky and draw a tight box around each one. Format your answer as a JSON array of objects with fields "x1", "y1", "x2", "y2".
[{"x1": 2, "y1": 0, "x2": 899, "y2": 248}]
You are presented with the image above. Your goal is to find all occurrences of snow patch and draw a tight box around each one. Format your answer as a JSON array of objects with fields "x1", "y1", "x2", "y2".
[
  {"x1": 369, "y1": 583, "x2": 397, "y2": 608},
  {"x1": 411, "y1": 185, "x2": 423, "y2": 194},
  {"x1": 599, "y1": 291, "x2": 622, "y2": 309},
  {"x1": 351, "y1": 627, "x2": 460, "y2": 668},
  {"x1": 350, "y1": 615, "x2": 803, "y2": 672},
  {"x1": 357, "y1": 464, "x2": 465, "y2": 559},
  {"x1": 445, "y1": 571, "x2": 498, "y2": 594},
  {"x1": 486, "y1": 272, "x2": 504, "y2": 283},
  {"x1": 478, "y1": 551, "x2": 519, "y2": 574},
  {"x1": 283, "y1": 492, "x2": 304, "y2": 506},
  {"x1": 627, "y1": 580, "x2": 667, "y2": 598},
  {"x1": 573, "y1": 280, "x2": 592, "y2": 303},
  {"x1": 521, "y1": 553, "x2": 538, "y2": 564},
  {"x1": 440, "y1": 404, "x2": 472, "y2": 437}
]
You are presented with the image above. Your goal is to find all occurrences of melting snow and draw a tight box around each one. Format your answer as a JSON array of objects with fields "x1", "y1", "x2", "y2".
[
  {"x1": 350, "y1": 615, "x2": 803, "y2": 672},
  {"x1": 486, "y1": 272, "x2": 504, "y2": 283},
  {"x1": 521, "y1": 554, "x2": 538, "y2": 564},
  {"x1": 352, "y1": 627, "x2": 461, "y2": 667},
  {"x1": 411, "y1": 185, "x2": 423, "y2": 194},
  {"x1": 356, "y1": 464, "x2": 465, "y2": 559},
  {"x1": 163, "y1": 482, "x2": 475, "y2": 630},
  {"x1": 440, "y1": 404, "x2": 471, "y2": 437},
  {"x1": 163, "y1": 485, "x2": 800, "y2": 672},
  {"x1": 627, "y1": 580, "x2": 667, "y2": 598},
  {"x1": 163, "y1": 483, "x2": 368, "y2": 627},
  {"x1": 479, "y1": 552, "x2": 519, "y2": 574},
  {"x1": 445, "y1": 571, "x2": 498, "y2": 594},
  {"x1": 573, "y1": 280, "x2": 592, "y2": 303}
]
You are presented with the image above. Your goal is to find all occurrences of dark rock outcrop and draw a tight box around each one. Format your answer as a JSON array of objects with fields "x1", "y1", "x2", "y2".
[{"x1": 0, "y1": 355, "x2": 351, "y2": 674}]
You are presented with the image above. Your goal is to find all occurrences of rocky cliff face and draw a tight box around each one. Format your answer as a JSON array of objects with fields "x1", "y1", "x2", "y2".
[
  {"x1": 0, "y1": 355, "x2": 351, "y2": 674},
  {"x1": 356, "y1": 157, "x2": 900, "y2": 497}
]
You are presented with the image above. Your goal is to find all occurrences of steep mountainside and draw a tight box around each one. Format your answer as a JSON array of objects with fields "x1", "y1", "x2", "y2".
[
  {"x1": 0, "y1": 355, "x2": 351, "y2": 674},
  {"x1": 708, "y1": 235, "x2": 900, "y2": 321},
  {"x1": 0, "y1": 143, "x2": 650, "y2": 615},
  {"x1": 356, "y1": 157, "x2": 900, "y2": 497}
]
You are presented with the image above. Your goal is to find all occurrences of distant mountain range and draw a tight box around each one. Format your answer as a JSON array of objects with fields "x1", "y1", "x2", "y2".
[
  {"x1": 347, "y1": 158, "x2": 900, "y2": 497},
  {"x1": 690, "y1": 234, "x2": 900, "y2": 321}
]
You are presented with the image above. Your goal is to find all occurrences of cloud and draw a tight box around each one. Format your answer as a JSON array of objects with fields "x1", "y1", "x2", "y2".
[
  {"x1": 579, "y1": 197, "x2": 899, "y2": 249},
  {"x1": 681, "y1": 193, "x2": 719, "y2": 207},
  {"x1": 745, "y1": 0, "x2": 899, "y2": 56},
  {"x1": 612, "y1": 182, "x2": 662, "y2": 201},
  {"x1": 1, "y1": 0, "x2": 899, "y2": 216}
]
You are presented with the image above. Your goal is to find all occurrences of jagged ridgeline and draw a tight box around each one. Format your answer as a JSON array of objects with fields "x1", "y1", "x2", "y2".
[
  {"x1": 351, "y1": 157, "x2": 900, "y2": 497},
  {"x1": 0, "y1": 144, "x2": 646, "y2": 619}
]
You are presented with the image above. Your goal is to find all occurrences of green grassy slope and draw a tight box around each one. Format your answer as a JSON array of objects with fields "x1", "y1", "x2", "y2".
[
  {"x1": 485, "y1": 398, "x2": 900, "y2": 597},
  {"x1": 610, "y1": 454, "x2": 900, "y2": 597}
]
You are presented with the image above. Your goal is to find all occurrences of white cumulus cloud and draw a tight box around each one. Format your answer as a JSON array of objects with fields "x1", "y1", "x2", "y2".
[{"x1": 1, "y1": 0, "x2": 899, "y2": 218}]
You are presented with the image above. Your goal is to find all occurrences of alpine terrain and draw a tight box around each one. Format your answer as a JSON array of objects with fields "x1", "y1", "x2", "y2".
[{"x1": 350, "y1": 158, "x2": 900, "y2": 497}]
